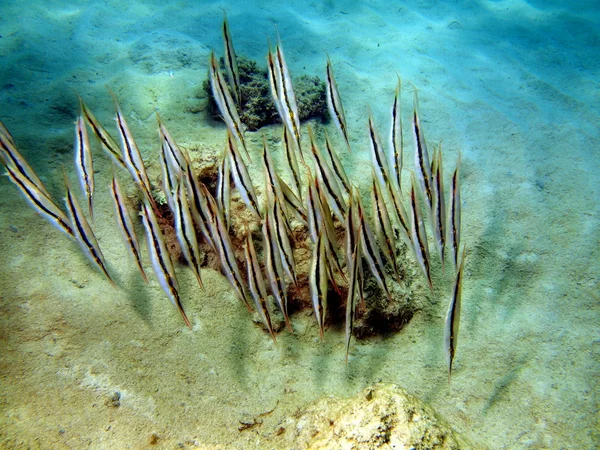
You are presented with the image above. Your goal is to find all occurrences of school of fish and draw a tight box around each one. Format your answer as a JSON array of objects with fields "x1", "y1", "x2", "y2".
[{"x1": 0, "y1": 18, "x2": 466, "y2": 383}]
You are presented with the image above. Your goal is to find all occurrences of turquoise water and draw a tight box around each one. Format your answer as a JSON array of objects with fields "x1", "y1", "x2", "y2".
[{"x1": 1, "y1": 1, "x2": 598, "y2": 448}]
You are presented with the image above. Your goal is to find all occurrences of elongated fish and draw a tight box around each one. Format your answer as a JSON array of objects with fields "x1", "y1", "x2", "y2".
[
  {"x1": 412, "y1": 89, "x2": 433, "y2": 212},
  {"x1": 110, "y1": 170, "x2": 148, "y2": 283},
  {"x1": 79, "y1": 96, "x2": 126, "y2": 169},
  {"x1": 225, "y1": 131, "x2": 261, "y2": 219},
  {"x1": 273, "y1": 40, "x2": 304, "y2": 162},
  {"x1": 345, "y1": 190, "x2": 362, "y2": 362},
  {"x1": 111, "y1": 92, "x2": 157, "y2": 212},
  {"x1": 324, "y1": 130, "x2": 351, "y2": 196},
  {"x1": 371, "y1": 171, "x2": 402, "y2": 286},
  {"x1": 309, "y1": 126, "x2": 346, "y2": 222},
  {"x1": 173, "y1": 183, "x2": 204, "y2": 289},
  {"x1": 209, "y1": 52, "x2": 250, "y2": 161},
  {"x1": 448, "y1": 154, "x2": 461, "y2": 271},
  {"x1": 281, "y1": 125, "x2": 302, "y2": 200},
  {"x1": 64, "y1": 172, "x2": 115, "y2": 287},
  {"x1": 0, "y1": 126, "x2": 51, "y2": 199},
  {"x1": 140, "y1": 199, "x2": 191, "y2": 328},
  {"x1": 0, "y1": 119, "x2": 15, "y2": 147},
  {"x1": 310, "y1": 230, "x2": 328, "y2": 340},
  {"x1": 368, "y1": 108, "x2": 391, "y2": 190},
  {"x1": 244, "y1": 232, "x2": 276, "y2": 343},
  {"x1": 356, "y1": 195, "x2": 393, "y2": 303},
  {"x1": 409, "y1": 172, "x2": 433, "y2": 292},
  {"x1": 262, "y1": 213, "x2": 292, "y2": 332},
  {"x1": 216, "y1": 152, "x2": 231, "y2": 230},
  {"x1": 389, "y1": 76, "x2": 403, "y2": 193},
  {"x1": 444, "y1": 247, "x2": 466, "y2": 384},
  {"x1": 431, "y1": 145, "x2": 446, "y2": 270},
  {"x1": 4, "y1": 162, "x2": 73, "y2": 239},
  {"x1": 326, "y1": 55, "x2": 351, "y2": 152},
  {"x1": 74, "y1": 115, "x2": 95, "y2": 221},
  {"x1": 222, "y1": 11, "x2": 241, "y2": 107}
]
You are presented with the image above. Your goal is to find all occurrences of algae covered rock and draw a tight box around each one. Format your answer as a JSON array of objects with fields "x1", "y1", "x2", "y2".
[
  {"x1": 276, "y1": 383, "x2": 471, "y2": 449},
  {"x1": 202, "y1": 56, "x2": 327, "y2": 130}
]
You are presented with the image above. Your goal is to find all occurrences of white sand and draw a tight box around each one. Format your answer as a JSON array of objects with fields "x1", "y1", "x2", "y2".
[{"x1": 0, "y1": 1, "x2": 598, "y2": 448}]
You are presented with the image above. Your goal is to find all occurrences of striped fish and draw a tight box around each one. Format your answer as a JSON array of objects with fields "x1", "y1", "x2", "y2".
[
  {"x1": 409, "y1": 172, "x2": 433, "y2": 292},
  {"x1": 356, "y1": 195, "x2": 394, "y2": 303},
  {"x1": 4, "y1": 162, "x2": 73, "y2": 239},
  {"x1": 324, "y1": 130, "x2": 351, "y2": 196},
  {"x1": 244, "y1": 232, "x2": 276, "y2": 343},
  {"x1": 216, "y1": 152, "x2": 231, "y2": 230},
  {"x1": 325, "y1": 55, "x2": 351, "y2": 152},
  {"x1": 158, "y1": 134, "x2": 177, "y2": 214},
  {"x1": 448, "y1": 154, "x2": 461, "y2": 271},
  {"x1": 109, "y1": 170, "x2": 148, "y2": 283},
  {"x1": 157, "y1": 113, "x2": 188, "y2": 177},
  {"x1": 225, "y1": 131, "x2": 261, "y2": 219},
  {"x1": 412, "y1": 89, "x2": 433, "y2": 212},
  {"x1": 111, "y1": 92, "x2": 157, "y2": 212},
  {"x1": 344, "y1": 190, "x2": 362, "y2": 362},
  {"x1": 309, "y1": 126, "x2": 346, "y2": 222},
  {"x1": 0, "y1": 119, "x2": 15, "y2": 147},
  {"x1": 266, "y1": 40, "x2": 284, "y2": 119},
  {"x1": 74, "y1": 115, "x2": 95, "y2": 221},
  {"x1": 79, "y1": 96, "x2": 126, "y2": 169},
  {"x1": 140, "y1": 199, "x2": 191, "y2": 329},
  {"x1": 278, "y1": 171, "x2": 307, "y2": 226},
  {"x1": 371, "y1": 171, "x2": 402, "y2": 286},
  {"x1": 309, "y1": 230, "x2": 328, "y2": 340},
  {"x1": 204, "y1": 187, "x2": 251, "y2": 312},
  {"x1": 273, "y1": 40, "x2": 304, "y2": 162},
  {"x1": 431, "y1": 145, "x2": 446, "y2": 270},
  {"x1": 368, "y1": 108, "x2": 391, "y2": 191},
  {"x1": 281, "y1": 125, "x2": 302, "y2": 200},
  {"x1": 0, "y1": 128, "x2": 52, "y2": 199},
  {"x1": 389, "y1": 76, "x2": 403, "y2": 193},
  {"x1": 262, "y1": 213, "x2": 292, "y2": 332},
  {"x1": 222, "y1": 11, "x2": 241, "y2": 107},
  {"x1": 64, "y1": 172, "x2": 115, "y2": 287},
  {"x1": 173, "y1": 183, "x2": 204, "y2": 289},
  {"x1": 444, "y1": 247, "x2": 466, "y2": 384},
  {"x1": 209, "y1": 52, "x2": 250, "y2": 161}
]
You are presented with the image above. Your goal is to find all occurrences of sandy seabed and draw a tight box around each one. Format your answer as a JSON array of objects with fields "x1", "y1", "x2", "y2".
[{"x1": 0, "y1": 1, "x2": 598, "y2": 448}]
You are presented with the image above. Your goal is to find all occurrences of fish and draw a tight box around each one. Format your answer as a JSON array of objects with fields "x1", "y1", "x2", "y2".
[
  {"x1": 209, "y1": 52, "x2": 250, "y2": 161},
  {"x1": 431, "y1": 145, "x2": 446, "y2": 270},
  {"x1": 173, "y1": 183, "x2": 204, "y2": 289},
  {"x1": 344, "y1": 190, "x2": 362, "y2": 362},
  {"x1": 222, "y1": 11, "x2": 241, "y2": 107},
  {"x1": 0, "y1": 127, "x2": 52, "y2": 199},
  {"x1": 79, "y1": 96, "x2": 126, "y2": 169},
  {"x1": 323, "y1": 130, "x2": 351, "y2": 196},
  {"x1": 444, "y1": 247, "x2": 466, "y2": 384},
  {"x1": 216, "y1": 152, "x2": 231, "y2": 230},
  {"x1": 325, "y1": 55, "x2": 351, "y2": 152},
  {"x1": 0, "y1": 119, "x2": 16, "y2": 147},
  {"x1": 109, "y1": 169, "x2": 148, "y2": 283},
  {"x1": 158, "y1": 135, "x2": 177, "y2": 214},
  {"x1": 111, "y1": 91, "x2": 157, "y2": 212},
  {"x1": 389, "y1": 76, "x2": 403, "y2": 193},
  {"x1": 309, "y1": 126, "x2": 346, "y2": 222},
  {"x1": 204, "y1": 186, "x2": 252, "y2": 312},
  {"x1": 412, "y1": 89, "x2": 433, "y2": 212},
  {"x1": 281, "y1": 125, "x2": 302, "y2": 200},
  {"x1": 266, "y1": 39, "x2": 284, "y2": 119},
  {"x1": 63, "y1": 171, "x2": 116, "y2": 288},
  {"x1": 368, "y1": 108, "x2": 391, "y2": 191},
  {"x1": 409, "y1": 172, "x2": 433, "y2": 292},
  {"x1": 309, "y1": 230, "x2": 328, "y2": 340},
  {"x1": 356, "y1": 195, "x2": 394, "y2": 303},
  {"x1": 262, "y1": 213, "x2": 292, "y2": 332},
  {"x1": 140, "y1": 199, "x2": 191, "y2": 329},
  {"x1": 371, "y1": 171, "x2": 402, "y2": 286},
  {"x1": 278, "y1": 171, "x2": 307, "y2": 226},
  {"x1": 225, "y1": 131, "x2": 261, "y2": 219},
  {"x1": 448, "y1": 154, "x2": 462, "y2": 271},
  {"x1": 157, "y1": 113, "x2": 188, "y2": 177},
  {"x1": 4, "y1": 162, "x2": 73, "y2": 239},
  {"x1": 243, "y1": 232, "x2": 277, "y2": 343},
  {"x1": 273, "y1": 40, "x2": 304, "y2": 162},
  {"x1": 74, "y1": 115, "x2": 95, "y2": 221}
]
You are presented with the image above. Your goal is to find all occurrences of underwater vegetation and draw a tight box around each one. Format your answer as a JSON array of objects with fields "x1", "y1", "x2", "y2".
[{"x1": 0, "y1": 17, "x2": 465, "y2": 382}]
